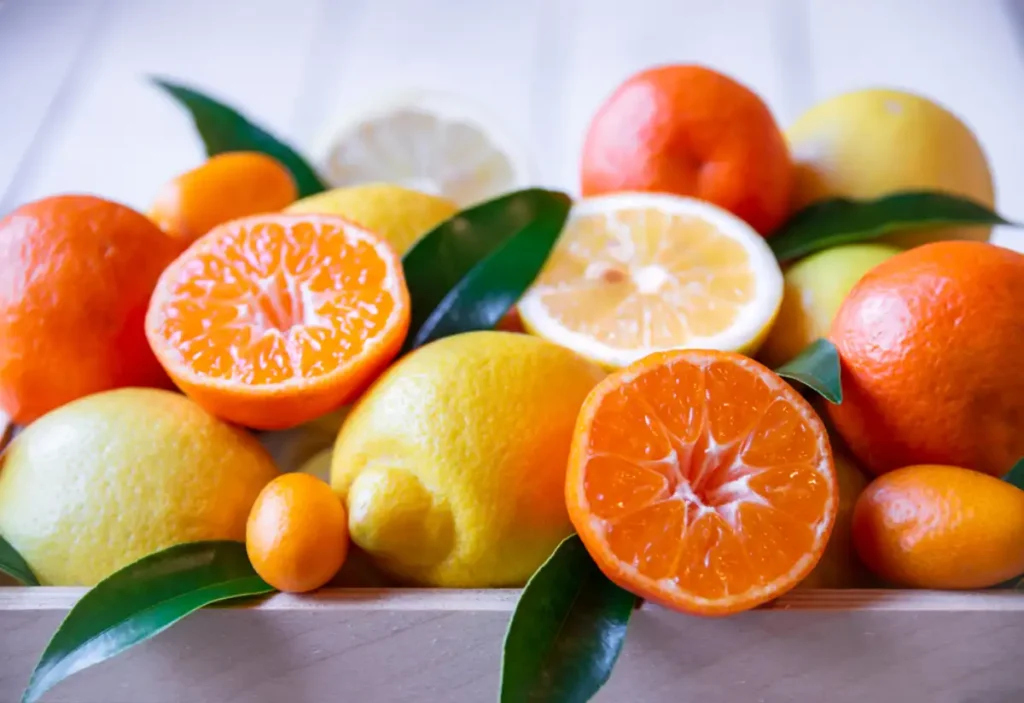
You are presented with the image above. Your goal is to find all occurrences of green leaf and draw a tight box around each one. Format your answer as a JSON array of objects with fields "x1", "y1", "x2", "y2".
[
  {"x1": 500, "y1": 535, "x2": 634, "y2": 703},
  {"x1": 402, "y1": 189, "x2": 571, "y2": 351},
  {"x1": 775, "y1": 338, "x2": 843, "y2": 404},
  {"x1": 151, "y1": 78, "x2": 327, "y2": 198},
  {"x1": 1004, "y1": 458, "x2": 1024, "y2": 491},
  {"x1": 0, "y1": 533, "x2": 39, "y2": 586},
  {"x1": 770, "y1": 191, "x2": 1012, "y2": 262},
  {"x1": 23, "y1": 541, "x2": 273, "y2": 703}
]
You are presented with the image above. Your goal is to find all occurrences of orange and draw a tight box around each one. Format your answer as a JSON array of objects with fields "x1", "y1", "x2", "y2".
[
  {"x1": 828, "y1": 241, "x2": 1024, "y2": 477},
  {"x1": 580, "y1": 64, "x2": 793, "y2": 235},
  {"x1": 149, "y1": 152, "x2": 297, "y2": 243},
  {"x1": 0, "y1": 195, "x2": 181, "y2": 424},
  {"x1": 566, "y1": 349, "x2": 836, "y2": 616},
  {"x1": 145, "y1": 213, "x2": 410, "y2": 430},
  {"x1": 246, "y1": 473, "x2": 348, "y2": 592},
  {"x1": 852, "y1": 465, "x2": 1024, "y2": 589}
]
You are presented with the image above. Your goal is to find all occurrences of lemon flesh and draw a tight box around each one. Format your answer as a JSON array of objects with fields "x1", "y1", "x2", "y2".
[
  {"x1": 0, "y1": 388, "x2": 279, "y2": 585},
  {"x1": 331, "y1": 331, "x2": 604, "y2": 587}
]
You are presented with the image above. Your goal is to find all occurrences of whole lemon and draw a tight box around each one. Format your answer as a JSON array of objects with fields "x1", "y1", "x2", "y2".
[
  {"x1": 331, "y1": 331, "x2": 605, "y2": 587},
  {"x1": 759, "y1": 243, "x2": 900, "y2": 367},
  {"x1": 0, "y1": 388, "x2": 279, "y2": 585},
  {"x1": 284, "y1": 183, "x2": 457, "y2": 254},
  {"x1": 787, "y1": 89, "x2": 995, "y2": 248}
]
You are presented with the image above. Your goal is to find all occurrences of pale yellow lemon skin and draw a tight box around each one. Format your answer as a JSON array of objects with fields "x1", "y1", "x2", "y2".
[
  {"x1": 330, "y1": 331, "x2": 605, "y2": 587},
  {"x1": 0, "y1": 388, "x2": 279, "y2": 585},
  {"x1": 787, "y1": 89, "x2": 995, "y2": 249},
  {"x1": 759, "y1": 243, "x2": 900, "y2": 368},
  {"x1": 285, "y1": 183, "x2": 457, "y2": 254}
]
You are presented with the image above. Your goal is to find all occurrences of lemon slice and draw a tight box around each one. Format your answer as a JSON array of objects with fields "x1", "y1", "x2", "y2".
[
  {"x1": 517, "y1": 193, "x2": 784, "y2": 368},
  {"x1": 314, "y1": 91, "x2": 531, "y2": 208}
]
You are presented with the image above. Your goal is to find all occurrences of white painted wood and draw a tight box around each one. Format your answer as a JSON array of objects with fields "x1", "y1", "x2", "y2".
[{"x1": 1, "y1": 588, "x2": 1023, "y2": 703}]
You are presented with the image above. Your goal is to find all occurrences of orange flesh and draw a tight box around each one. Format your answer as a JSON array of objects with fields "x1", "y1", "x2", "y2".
[
  {"x1": 153, "y1": 217, "x2": 402, "y2": 386},
  {"x1": 571, "y1": 351, "x2": 834, "y2": 612}
]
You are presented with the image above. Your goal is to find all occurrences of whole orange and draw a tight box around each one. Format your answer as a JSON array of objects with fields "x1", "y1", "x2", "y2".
[
  {"x1": 579, "y1": 64, "x2": 793, "y2": 235},
  {"x1": 246, "y1": 472, "x2": 349, "y2": 593},
  {"x1": 148, "y1": 152, "x2": 297, "y2": 243},
  {"x1": 828, "y1": 241, "x2": 1024, "y2": 477},
  {"x1": 0, "y1": 195, "x2": 182, "y2": 424},
  {"x1": 852, "y1": 465, "x2": 1024, "y2": 589}
]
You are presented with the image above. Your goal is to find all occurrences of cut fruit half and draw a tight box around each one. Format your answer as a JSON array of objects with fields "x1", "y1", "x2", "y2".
[
  {"x1": 566, "y1": 349, "x2": 836, "y2": 616},
  {"x1": 517, "y1": 193, "x2": 784, "y2": 368},
  {"x1": 314, "y1": 90, "x2": 531, "y2": 208},
  {"x1": 145, "y1": 214, "x2": 410, "y2": 430}
]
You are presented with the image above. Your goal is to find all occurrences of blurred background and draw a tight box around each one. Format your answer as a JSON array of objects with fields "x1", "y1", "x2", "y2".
[{"x1": 1, "y1": 0, "x2": 1022, "y2": 249}]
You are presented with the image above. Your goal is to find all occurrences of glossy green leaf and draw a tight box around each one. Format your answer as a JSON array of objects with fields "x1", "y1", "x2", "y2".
[
  {"x1": 775, "y1": 338, "x2": 843, "y2": 404},
  {"x1": 770, "y1": 191, "x2": 1012, "y2": 262},
  {"x1": 0, "y1": 533, "x2": 38, "y2": 586},
  {"x1": 401, "y1": 188, "x2": 571, "y2": 352},
  {"x1": 151, "y1": 78, "x2": 327, "y2": 198},
  {"x1": 23, "y1": 541, "x2": 273, "y2": 703},
  {"x1": 1004, "y1": 458, "x2": 1024, "y2": 492},
  {"x1": 500, "y1": 535, "x2": 634, "y2": 703}
]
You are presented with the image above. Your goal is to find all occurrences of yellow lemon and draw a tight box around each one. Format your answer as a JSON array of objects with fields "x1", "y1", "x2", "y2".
[
  {"x1": 759, "y1": 243, "x2": 900, "y2": 367},
  {"x1": 285, "y1": 183, "x2": 457, "y2": 254},
  {"x1": 787, "y1": 88, "x2": 995, "y2": 249},
  {"x1": 331, "y1": 331, "x2": 604, "y2": 587},
  {"x1": 0, "y1": 388, "x2": 279, "y2": 585}
]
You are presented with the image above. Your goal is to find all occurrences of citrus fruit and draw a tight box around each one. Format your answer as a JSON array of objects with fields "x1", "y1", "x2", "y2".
[
  {"x1": 149, "y1": 152, "x2": 297, "y2": 243},
  {"x1": 787, "y1": 88, "x2": 995, "y2": 248},
  {"x1": 285, "y1": 183, "x2": 457, "y2": 255},
  {"x1": 828, "y1": 241, "x2": 1024, "y2": 477},
  {"x1": 0, "y1": 388, "x2": 278, "y2": 585},
  {"x1": 246, "y1": 473, "x2": 348, "y2": 592},
  {"x1": 146, "y1": 213, "x2": 410, "y2": 430},
  {"x1": 580, "y1": 64, "x2": 793, "y2": 235},
  {"x1": 566, "y1": 349, "x2": 837, "y2": 616},
  {"x1": 517, "y1": 193, "x2": 784, "y2": 368},
  {"x1": 314, "y1": 91, "x2": 530, "y2": 207},
  {"x1": 0, "y1": 195, "x2": 181, "y2": 424},
  {"x1": 331, "y1": 331, "x2": 604, "y2": 587},
  {"x1": 852, "y1": 465, "x2": 1024, "y2": 589},
  {"x1": 759, "y1": 243, "x2": 900, "y2": 367}
]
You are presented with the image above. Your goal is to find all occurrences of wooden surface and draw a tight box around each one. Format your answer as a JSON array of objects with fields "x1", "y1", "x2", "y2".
[{"x1": 1, "y1": 588, "x2": 1023, "y2": 703}]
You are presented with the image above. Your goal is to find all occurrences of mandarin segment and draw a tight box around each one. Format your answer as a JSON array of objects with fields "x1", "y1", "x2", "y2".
[{"x1": 605, "y1": 500, "x2": 687, "y2": 581}]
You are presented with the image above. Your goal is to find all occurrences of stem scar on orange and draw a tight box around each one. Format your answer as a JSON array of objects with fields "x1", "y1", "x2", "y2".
[
  {"x1": 145, "y1": 213, "x2": 410, "y2": 430},
  {"x1": 566, "y1": 349, "x2": 837, "y2": 616}
]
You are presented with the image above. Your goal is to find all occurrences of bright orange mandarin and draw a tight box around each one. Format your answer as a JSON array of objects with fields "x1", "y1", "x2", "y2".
[
  {"x1": 852, "y1": 465, "x2": 1024, "y2": 589},
  {"x1": 0, "y1": 195, "x2": 181, "y2": 424},
  {"x1": 145, "y1": 213, "x2": 410, "y2": 430},
  {"x1": 567, "y1": 349, "x2": 836, "y2": 616},
  {"x1": 246, "y1": 473, "x2": 349, "y2": 593},
  {"x1": 580, "y1": 65, "x2": 793, "y2": 235},
  {"x1": 828, "y1": 241, "x2": 1024, "y2": 477},
  {"x1": 149, "y1": 152, "x2": 297, "y2": 243}
]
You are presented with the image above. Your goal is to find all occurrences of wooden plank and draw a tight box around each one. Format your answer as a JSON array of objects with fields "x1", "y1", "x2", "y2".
[{"x1": 2, "y1": 589, "x2": 1023, "y2": 702}]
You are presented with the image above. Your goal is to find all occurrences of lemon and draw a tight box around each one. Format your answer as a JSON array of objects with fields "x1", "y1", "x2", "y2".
[
  {"x1": 759, "y1": 243, "x2": 900, "y2": 367},
  {"x1": 0, "y1": 388, "x2": 279, "y2": 585},
  {"x1": 284, "y1": 183, "x2": 457, "y2": 255},
  {"x1": 787, "y1": 88, "x2": 995, "y2": 249},
  {"x1": 517, "y1": 193, "x2": 784, "y2": 368},
  {"x1": 330, "y1": 331, "x2": 604, "y2": 587}
]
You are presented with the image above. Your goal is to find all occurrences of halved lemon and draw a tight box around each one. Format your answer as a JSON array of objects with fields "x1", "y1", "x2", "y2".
[
  {"x1": 517, "y1": 193, "x2": 784, "y2": 368},
  {"x1": 314, "y1": 90, "x2": 531, "y2": 208}
]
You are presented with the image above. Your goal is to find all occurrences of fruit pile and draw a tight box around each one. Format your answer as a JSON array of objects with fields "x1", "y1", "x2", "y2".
[{"x1": 0, "y1": 64, "x2": 1022, "y2": 702}]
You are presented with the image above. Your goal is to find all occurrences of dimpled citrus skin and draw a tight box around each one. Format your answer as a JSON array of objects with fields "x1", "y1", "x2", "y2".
[
  {"x1": 852, "y1": 465, "x2": 1024, "y2": 589},
  {"x1": 827, "y1": 241, "x2": 1024, "y2": 477},
  {"x1": 330, "y1": 331, "x2": 605, "y2": 587},
  {"x1": 0, "y1": 388, "x2": 279, "y2": 585}
]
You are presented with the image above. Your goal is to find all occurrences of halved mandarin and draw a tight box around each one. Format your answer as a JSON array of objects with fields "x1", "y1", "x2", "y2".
[
  {"x1": 566, "y1": 349, "x2": 836, "y2": 616},
  {"x1": 146, "y1": 214, "x2": 409, "y2": 430},
  {"x1": 517, "y1": 193, "x2": 783, "y2": 368}
]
